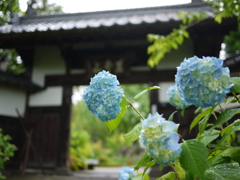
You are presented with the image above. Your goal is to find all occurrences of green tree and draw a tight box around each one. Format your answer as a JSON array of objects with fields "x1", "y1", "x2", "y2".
[
  {"x1": 0, "y1": 0, "x2": 19, "y2": 25},
  {"x1": 30, "y1": 0, "x2": 63, "y2": 15},
  {"x1": 147, "y1": 0, "x2": 240, "y2": 67}
]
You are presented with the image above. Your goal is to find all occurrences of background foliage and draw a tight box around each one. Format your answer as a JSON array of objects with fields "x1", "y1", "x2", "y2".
[
  {"x1": 70, "y1": 84, "x2": 149, "y2": 169},
  {"x1": 0, "y1": 129, "x2": 17, "y2": 179}
]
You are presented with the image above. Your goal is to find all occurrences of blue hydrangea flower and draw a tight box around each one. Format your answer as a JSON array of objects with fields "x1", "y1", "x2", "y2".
[
  {"x1": 118, "y1": 167, "x2": 136, "y2": 180},
  {"x1": 167, "y1": 85, "x2": 188, "y2": 109},
  {"x1": 139, "y1": 113, "x2": 182, "y2": 167},
  {"x1": 83, "y1": 70, "x2": 124, "y2": 122},
  {"x1": 175, "y1": 56, "x2": 233, "y2": 108}
]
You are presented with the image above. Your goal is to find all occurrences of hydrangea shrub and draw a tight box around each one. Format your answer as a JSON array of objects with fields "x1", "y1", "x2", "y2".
[{"x1": 84, "y1": 58, "x2": 240, "y2": 180}]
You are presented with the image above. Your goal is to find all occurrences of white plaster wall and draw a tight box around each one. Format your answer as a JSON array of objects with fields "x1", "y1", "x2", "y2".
[
  {"x1": 156, "y1": 39, "x2": 194, "y2": 70},
  {"x1": 159, "y1": 82, "x2": 175, "y2": 103},
  {"x1": 0, "y1": 84, "x2": 26, "y2": 117},
  {"x1": 131, "y1": 39, "x2": 194, "y2": 72},
  {"x1": 31, "y1": 46, "x2": 66, "y2": 86},
  {"x1": 29, "y1": 87, "x2": 63, "y2": 106},
  {"x1": 156, "y1": 39, "x2": 194, "y2": 103},
  {"x1": 29, "y1": 46, "x2": 66, "y2": 107}
]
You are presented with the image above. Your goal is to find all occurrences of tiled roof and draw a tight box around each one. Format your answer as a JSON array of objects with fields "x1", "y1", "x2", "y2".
[
  {"x1": 0, "y1": 3, "x2": 213, "y2": 34},
  {"x1": 0, "y1": 71, "x2": 42, "y2": 92}
]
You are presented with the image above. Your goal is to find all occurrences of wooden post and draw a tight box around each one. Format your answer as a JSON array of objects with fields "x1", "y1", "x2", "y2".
[{"x1": 56, "y1": 85, "x2": 72, "y2": 174}]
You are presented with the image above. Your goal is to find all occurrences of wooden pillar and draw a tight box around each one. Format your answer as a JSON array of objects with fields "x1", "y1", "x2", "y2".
[{"x1": 57, "y1": 85, "x2": 72, "y2": 172}]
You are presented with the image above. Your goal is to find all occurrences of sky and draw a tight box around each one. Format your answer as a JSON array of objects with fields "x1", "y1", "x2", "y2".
[{"x1": 19, "y1": 0, "x2": 191, "y2": 13}]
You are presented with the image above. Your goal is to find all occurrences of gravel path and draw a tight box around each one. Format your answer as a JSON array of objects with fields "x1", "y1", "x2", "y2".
[
  {"x1": 6, "y1": 166, "x2": 153, "y2": 180},
  {"x1": 6, "y1": 167, "x2": 126, "y2": 180}
]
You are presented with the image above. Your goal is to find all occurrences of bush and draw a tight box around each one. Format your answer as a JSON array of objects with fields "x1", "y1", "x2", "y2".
[
  {"x1": 70, "y1": 124, "x2": 93, "y2": 170},
  {"x1": 0, "y1": 129, "x2": 17, "y2": 179}
]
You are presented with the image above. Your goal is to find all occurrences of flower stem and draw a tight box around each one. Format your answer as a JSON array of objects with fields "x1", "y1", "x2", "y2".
[
  {"x1": 232, "y1": 92, "x2": 240, "y2": 103},
  {"x1": 126, "y1": 98, "x2": 145, "y2": 120},
  {"x1": 218, "y1": 104, "x2": 224, "y2": 112},
  {"x1": 212, "y1": 112, "x2": 218, "y2": 120}
]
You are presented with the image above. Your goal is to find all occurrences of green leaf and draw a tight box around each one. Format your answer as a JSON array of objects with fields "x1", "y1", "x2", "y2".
[
  {"x1": 134, "y1": 152, "x2": 151, "y2": 171},
  {"x1": 133, "y1": 173, "x2": 150, "y2": 180},
  {"x1": 124, "y1": 123, "x2": 142, "y2": 146},
  {"x1": 106, "y1": 96, "x2": 127, "y2": 133},
  {"x1": 172, "y1": 160, "x2": 185, "y2": 179},
  {"x1": 230, "y1": 77, "x2": 240, "y2": 93},
  {"x1": 183, "y1": 31, "x2": 189, "y2": 38},
  {"x1": 194, "y1": 107, "x2": 202, "y2": 114},
  {"x1": 181, "y1": 105, "x2": 190, "y2": 117},
  {"x1": 134, "y1": 86, "x2": 160, "y2": 100},
  {"x1": 171, "y1": 41, "x2": 178, "y2": 49},
  {"x1": 179, "y1": 139, "x2": 208, "y2": 179},
  {"x1": 221, "y1": 147, "x2": 240, "y2": 162},
  {"x1": 214, "y1": 14, "x2": 222, "y2": 24},
  {"x1": 210, "y1": 108, "x2": 240, "y2": 131},
  {"x1": 168, "y1": 111, "x2": 177, "y2": 121},
  {"x1": 208, "y1": 153, "x2": 231, "y2": 167},
  {"x1": 185, "y1": 172, "x2": 194, "y2": 180},
  {"x1": 198, "y1": 129, "x2": 220, "y2": 146},
  {"x1": 175, "y1": 35, "x2": 184, "y2": 44},
  {"x1": 218, "y1": 119, "x2": 240, "y2": 145},
  {"x1": 142, "y1": 160, "x2": 156, "y2": 178},
  {"x1": 204, "y1": 163, "x2": 240, "y2": 180},
  {"x1": 190, "y1": 107, "x2": 212, "y2": 131},
  {"x1": 156, "y1": 172, "x2": 177, "y2": 180},
  {"x1": 198, "y1": 114, "x2": 211, "y2": 135}
]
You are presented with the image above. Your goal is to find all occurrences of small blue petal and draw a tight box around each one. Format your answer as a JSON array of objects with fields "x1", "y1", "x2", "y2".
[{"x1": 118, "y1": 167, "x2": 136, "y2": 180}]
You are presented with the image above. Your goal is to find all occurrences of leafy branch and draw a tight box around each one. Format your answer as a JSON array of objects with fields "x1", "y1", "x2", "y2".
[
  {"x1": 147, "y1": 11, "x2": 207, "y2": 68},
  {"x1": 204, "y1": 0, "x2": 240, "y2": 23}
]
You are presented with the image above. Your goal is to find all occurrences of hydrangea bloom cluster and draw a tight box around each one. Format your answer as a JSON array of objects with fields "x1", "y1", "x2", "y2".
[
  {"x1": 167, "y1": 85, "x2": 188, "y2": 109},
  {"x1": 83, "y1": 70, "x2": 124, "y2": 122},
  {"x1": 175, "y1": 56, "x2": 233, "y2": 108},
  {"x1": 118, "y1": 167, "x2": 136, "y2": 180},
  {"x1": 139, "y1": 113, "x2": 182, "y2": 167}
]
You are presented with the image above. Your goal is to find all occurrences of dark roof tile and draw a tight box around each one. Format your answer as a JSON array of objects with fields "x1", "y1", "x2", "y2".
[{"x1": 0, "y1": 3, "x2": 213, "y2": 34}]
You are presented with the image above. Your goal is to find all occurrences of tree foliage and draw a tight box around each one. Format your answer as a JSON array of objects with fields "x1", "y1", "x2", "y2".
[
  {"x1": 205, "y1": 0, "x2": 240, "y2": 23},
  {"x1": 0, "y1": 0, "x2": 20, "y2": 25},
  {"x1": 0, "y1": 0, "x2": 63, "y2": 74},
  {"x1": 0, "y1": 129, "x2": 17, "y2": 179},
  {"x1": 224, "y1": 23, "x2": 240, "y2": 55},
  {"x1": 31, "y1": 0, "x2": 63, "y2": 15}
]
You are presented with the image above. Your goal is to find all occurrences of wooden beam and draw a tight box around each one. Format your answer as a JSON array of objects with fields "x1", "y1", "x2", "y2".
[
  {"x1": 45, "y1": 69, "x2": 177, "y2": 86},
  {"x1": 45, "y1": 70, "x2": 240, "y2": 87}
]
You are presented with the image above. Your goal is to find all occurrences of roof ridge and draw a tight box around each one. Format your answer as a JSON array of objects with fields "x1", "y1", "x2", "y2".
[{"x1": 19, "y1": 3, "x2": 211, "y2": 24}]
